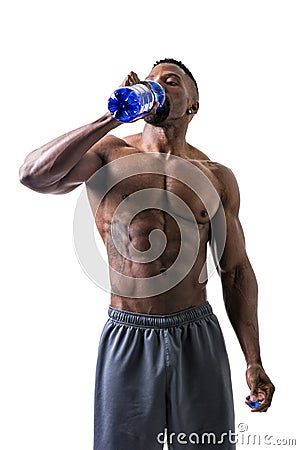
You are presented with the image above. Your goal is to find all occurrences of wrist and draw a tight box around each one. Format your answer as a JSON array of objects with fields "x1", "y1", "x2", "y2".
[
  {"x1": 246, "y1": 359, "x2": 262, "y2": 369},
  {"x1": 107, "y1": 111, "x2": 123, "y2": 129},
  {"x1": 93, "y1": 111, "x2": 122, "y2": 129}
]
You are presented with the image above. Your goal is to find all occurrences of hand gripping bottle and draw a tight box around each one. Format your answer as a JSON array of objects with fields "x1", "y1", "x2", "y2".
[{"x1": 108, "y1": 81, "x2": 165, "y2": 122}]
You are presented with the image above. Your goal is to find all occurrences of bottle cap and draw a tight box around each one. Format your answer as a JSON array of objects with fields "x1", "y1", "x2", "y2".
[{"x1": 248, "y1": 399, "x2": 260, "y2": 409}]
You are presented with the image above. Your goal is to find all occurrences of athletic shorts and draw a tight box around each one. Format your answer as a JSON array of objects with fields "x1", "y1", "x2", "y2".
[{"x1": 93, "y1": 301, "x2": 235, "y2": 449}]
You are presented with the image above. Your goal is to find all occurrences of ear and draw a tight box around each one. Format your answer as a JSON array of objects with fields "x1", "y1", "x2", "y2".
[
  {"x1": 187, "y1": 101, "x2": 199, "y2": 117},
  {"x1": 191, "y1": 101, "x2": 199, "y2": 114}
]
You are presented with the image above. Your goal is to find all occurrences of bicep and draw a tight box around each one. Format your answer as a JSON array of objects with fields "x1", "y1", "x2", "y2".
[
  {"x1": 209, "y1": 165, "x2": 248, "y2": 272},
  {"x1": 217, "y1": 210, "x2": 248, "y2": 272}
]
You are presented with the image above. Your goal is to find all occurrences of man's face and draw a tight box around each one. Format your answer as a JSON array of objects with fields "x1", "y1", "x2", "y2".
[{"x1": 144, "y1": 63, "x2": 197, "y2": 125}]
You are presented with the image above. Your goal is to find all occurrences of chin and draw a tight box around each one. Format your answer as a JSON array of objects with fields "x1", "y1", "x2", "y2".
[{"x1": 144, "y1": 99, "x2": 170, "y2": 125}]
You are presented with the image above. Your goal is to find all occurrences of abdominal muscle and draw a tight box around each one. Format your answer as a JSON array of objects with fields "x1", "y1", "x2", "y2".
[{"x1": 102, "y1": 209, "x2": 210, "y2": 314}]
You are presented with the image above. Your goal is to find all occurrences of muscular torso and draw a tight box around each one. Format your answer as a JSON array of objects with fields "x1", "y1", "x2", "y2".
[{"x1": 86, "y1": 134, "x2": 223, "y2": 314}]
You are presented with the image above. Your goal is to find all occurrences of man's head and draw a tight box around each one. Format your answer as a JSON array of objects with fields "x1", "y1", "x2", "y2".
[
  {"x1": 144, "y1": 58, "x2": 199, "y2": 125},
  {"x1": 153, "y1": 58, "x2": 199, "y2": 97}
]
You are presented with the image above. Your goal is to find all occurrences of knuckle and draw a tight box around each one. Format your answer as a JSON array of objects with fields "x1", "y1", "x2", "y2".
[{"x1": 267, "y1": 383, "x2": 275, "y2": 392}]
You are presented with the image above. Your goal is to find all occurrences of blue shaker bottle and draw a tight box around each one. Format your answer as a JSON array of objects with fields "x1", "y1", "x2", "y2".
[{"x1": 108, "y1": 80, "x2": 165, "y2": 122}]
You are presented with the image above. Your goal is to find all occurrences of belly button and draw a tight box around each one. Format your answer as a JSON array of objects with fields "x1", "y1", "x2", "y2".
[
  {"x1": 122, "y1": 193, "x2": 129, "y2": 200},
  {"x1": 200, "y1": 210, "x2": 208, "y2": 218},
  {"x1": 160, "y1": 267, "x2": 167, "y2": 274}
]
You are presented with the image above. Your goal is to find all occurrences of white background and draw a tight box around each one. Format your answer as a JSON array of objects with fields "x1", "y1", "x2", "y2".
[{"x1": 1, "y1": 0, "x2": 299, "y2": 448}]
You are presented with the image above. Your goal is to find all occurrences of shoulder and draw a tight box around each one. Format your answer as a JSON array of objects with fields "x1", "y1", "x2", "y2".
[
  {"x1": 186, "y1": 143, "x2": 210, "y2": 160},
  {"x1": 93, "y1": 134, "x2": 129, "y2": 153},
  {"x1": 186, "y1": 145, "x2": 240, "y2": 211},
  {"x1": 206, "y1": 161, "x2": 241, "y2": 213},
  {"x1": 90, "y1": 134, "x2": 130, "y2": 162},
  {"x1": 92, "y1": 132, "x2": 142, "y2": 157}
]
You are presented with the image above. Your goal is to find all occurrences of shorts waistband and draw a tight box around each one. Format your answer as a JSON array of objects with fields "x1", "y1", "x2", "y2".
[{"x1": 108, "y1": 301, "x2": 213, "y2": 329}]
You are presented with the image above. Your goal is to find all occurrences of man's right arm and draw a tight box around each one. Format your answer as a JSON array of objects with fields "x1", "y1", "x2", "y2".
[
  {"x1": 19, "y1": 112, "x2": 121, "y2": 195},
  {"x1": 19, "y1": 71, "x2": 144, "y2": 195}
]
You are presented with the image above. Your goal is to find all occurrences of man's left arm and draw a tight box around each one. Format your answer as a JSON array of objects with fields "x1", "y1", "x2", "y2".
[{"x1": 210, "y1": 164, "x2": 275, "y2": 412}]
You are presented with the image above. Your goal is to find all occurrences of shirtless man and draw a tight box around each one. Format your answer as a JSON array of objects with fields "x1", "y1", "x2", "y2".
[{"x1": 19, "y1": 59, "x2": 274, "y2": 449}]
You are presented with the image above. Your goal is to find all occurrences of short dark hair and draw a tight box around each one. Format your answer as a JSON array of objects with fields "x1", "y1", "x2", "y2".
[{"x1": 153, "y1": 58, "x2": 198, "y2": 93}]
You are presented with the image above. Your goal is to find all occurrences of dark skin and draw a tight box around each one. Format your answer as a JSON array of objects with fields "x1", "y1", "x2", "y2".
[{"x1": 19, "y1": 62, "x2": 275, "y2": 412}]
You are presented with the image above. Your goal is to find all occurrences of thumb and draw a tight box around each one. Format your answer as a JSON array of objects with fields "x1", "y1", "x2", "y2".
[
  {"x1": 250, "y1": 387, "x2": 258, "y2": 402},
  {"x1": 151, "y1": 101, "x2": 160, "y2": 114}
]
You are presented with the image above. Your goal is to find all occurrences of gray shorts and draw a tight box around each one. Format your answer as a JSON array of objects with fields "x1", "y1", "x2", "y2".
[{"x1": 93, "y1": 302, "x2": 235, "y2": 449}]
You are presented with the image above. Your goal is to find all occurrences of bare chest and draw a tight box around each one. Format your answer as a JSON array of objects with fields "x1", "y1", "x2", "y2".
[{"x1": 86, "y1": 151, "x2": 222, "y2": 232}]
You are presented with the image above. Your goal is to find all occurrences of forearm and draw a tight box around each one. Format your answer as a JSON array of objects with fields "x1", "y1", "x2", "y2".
[
  {"x1": 221, "y1": 262, "x2": 262, "y2": 366},
  {"x1": 19, "y1": 112, "x2": 120, "y2": 188}
]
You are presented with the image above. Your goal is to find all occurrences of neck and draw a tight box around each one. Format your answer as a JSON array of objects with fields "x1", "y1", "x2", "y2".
[{"x1": 141, "y1": 121, "x2": 189, "y2": 155}]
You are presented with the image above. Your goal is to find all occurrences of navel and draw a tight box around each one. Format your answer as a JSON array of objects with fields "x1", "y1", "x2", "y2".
[
  {"x1": 121, "y1": 193, "x2": 129, "y2": 200},
  {"x1": 200, "y1": 210, "x2": 208, "y2": 218}
]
